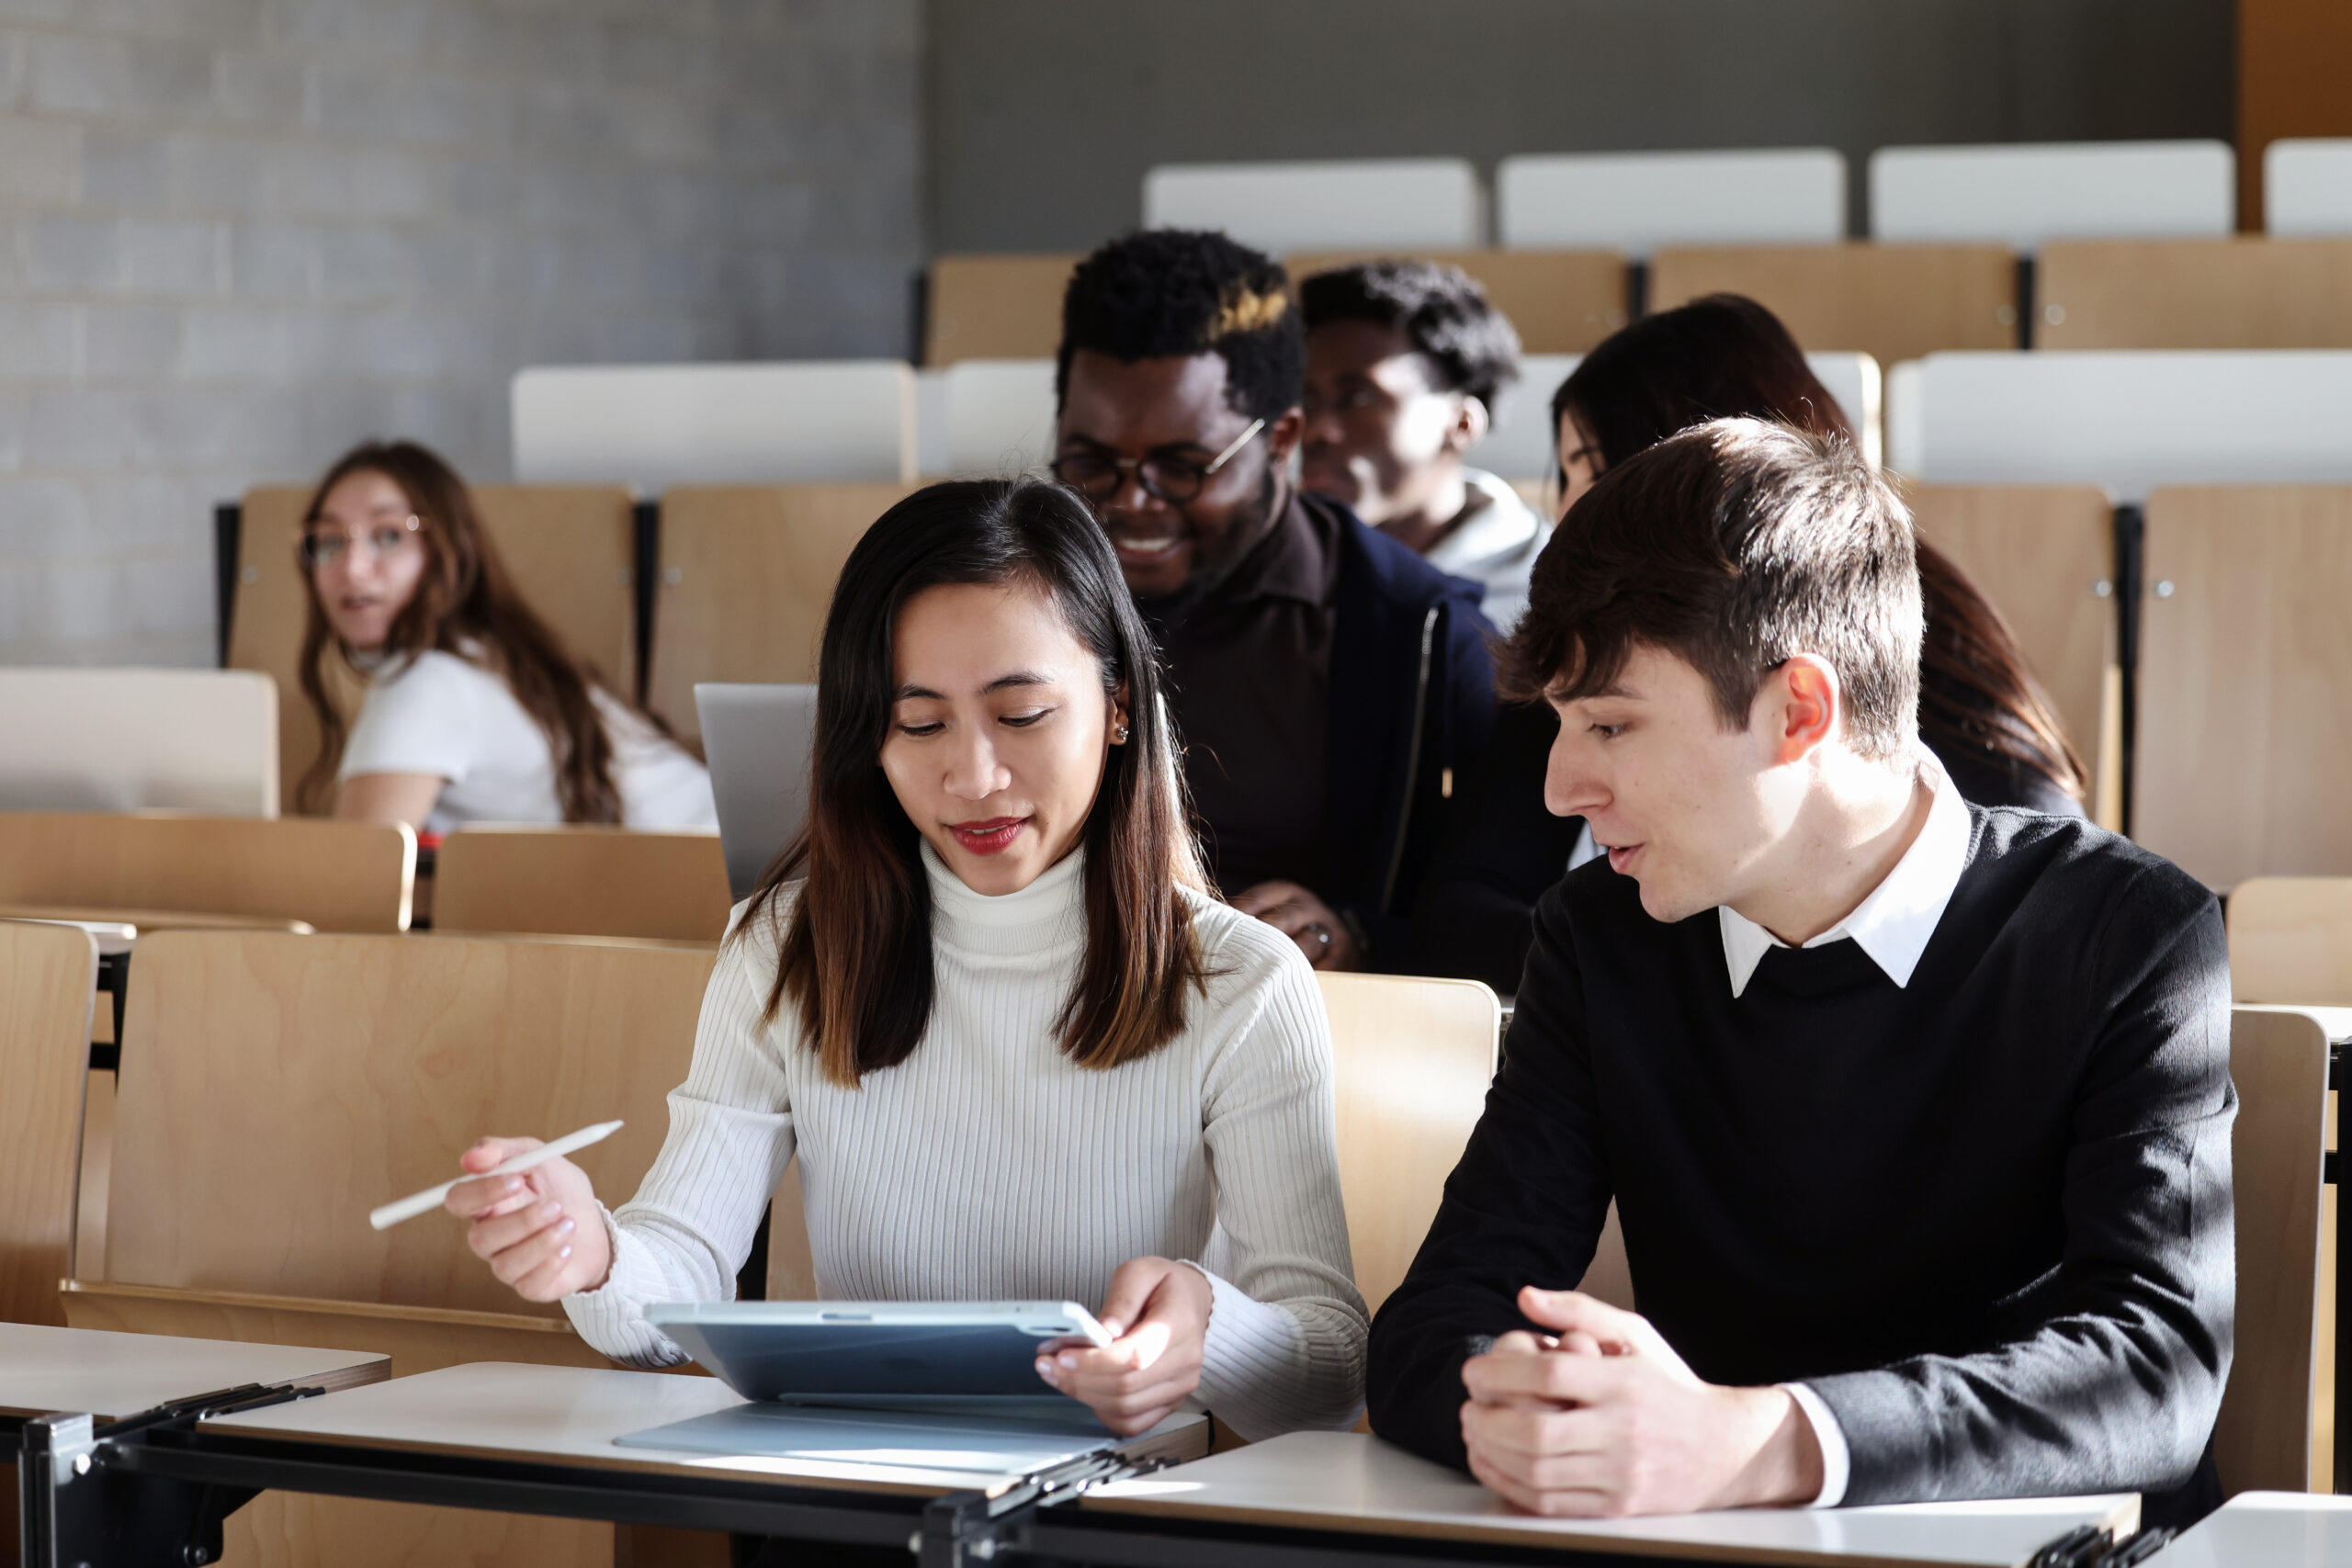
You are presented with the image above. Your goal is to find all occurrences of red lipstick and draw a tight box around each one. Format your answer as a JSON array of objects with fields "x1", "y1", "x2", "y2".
[{"x1": 949, "y1": 817, "x2": 1027, "y2": 856}]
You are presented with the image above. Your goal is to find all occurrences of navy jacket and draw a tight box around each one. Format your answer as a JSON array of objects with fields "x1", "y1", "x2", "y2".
[{"x1": 1320, "y1": 504, "x2": 1498, "y2": 969}]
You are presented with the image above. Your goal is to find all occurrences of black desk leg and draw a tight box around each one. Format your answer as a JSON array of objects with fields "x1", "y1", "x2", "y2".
[{"x1": 19, "y1": 1415, "x2": 252, "y2": 1568}]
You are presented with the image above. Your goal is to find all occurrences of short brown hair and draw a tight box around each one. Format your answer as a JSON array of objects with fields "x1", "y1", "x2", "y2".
[{"x1": 1500, "y1": 418, "x2": 1921, "y2": 760}]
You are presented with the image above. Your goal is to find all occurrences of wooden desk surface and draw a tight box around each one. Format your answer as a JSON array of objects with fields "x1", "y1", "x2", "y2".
[
  {"x1": 2150, "y1": 1491, "x2": 2352, "y2": 1567},
  {"x1": 0, "y1": 1322, "x2": 387, "y2": 1421},
  {"x1": 1084, "y1": 1432, "x2": 2140, "y2": 1568},
  {"x1": 0, "y1": 904, "x2": 314, "y2": 936},
  {"x1": 201, "y1": 1360, "x2": 1182, "y2": 1499}
]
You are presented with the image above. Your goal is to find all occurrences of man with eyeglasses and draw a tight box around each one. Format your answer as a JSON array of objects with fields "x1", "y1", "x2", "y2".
[{"x1": 1054, "y1": 229, "x2": 1497, "y2": 974}]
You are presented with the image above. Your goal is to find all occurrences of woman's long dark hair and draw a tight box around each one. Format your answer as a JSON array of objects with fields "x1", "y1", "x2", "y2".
[
  {"x1": 742, "y1": 479, "x2": 1209, "y2": 1089},
  {"x1": 294, "y1": 440, "x2": 629, "y2": 819},
  {"x1": 1552, "y1": 296, "x2": 2087, "y2": 803}
]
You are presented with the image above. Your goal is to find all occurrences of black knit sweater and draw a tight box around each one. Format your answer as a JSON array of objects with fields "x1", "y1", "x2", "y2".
[{"x1": 1369, "y1": 807, "x2": 2235, "y2": 1523}]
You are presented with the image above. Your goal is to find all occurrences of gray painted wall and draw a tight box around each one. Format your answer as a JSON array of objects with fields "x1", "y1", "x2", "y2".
[
  {"x1": 0, "y1": 0, "x2": 922, "y2": 667},
  {"x1": 928, "y1": 0, "x2": 2233, "y2": 253}
]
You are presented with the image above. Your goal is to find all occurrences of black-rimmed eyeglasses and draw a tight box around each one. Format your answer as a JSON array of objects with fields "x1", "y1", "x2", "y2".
[{"x1": 1051, "y1": 419, "x2": 1265, "y2": 504}]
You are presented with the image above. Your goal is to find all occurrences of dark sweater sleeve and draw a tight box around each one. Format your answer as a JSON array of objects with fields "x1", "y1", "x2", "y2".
[
  {"x1": 1365, "y1": 879, "x2": 1615, "y2": 1466},
  {"x1": 1810, "y1": 863, "x2": 2236, "y2": 1505}
]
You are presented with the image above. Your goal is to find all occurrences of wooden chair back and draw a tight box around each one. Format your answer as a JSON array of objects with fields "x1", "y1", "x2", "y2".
[
  {"x1": 0, "y1": 669, "x2": 277, "y2": 818},
  {"x1": 2214, "y1": 1005, "x2": 2331, "y2": 1495},
  {"x1": 646, "y1": 483, "x2": 912, "y2": 744},
  {"x1": 2136, "y1": 487, "x2": 2352, "y2": 888},
  {"x1": 100, "y1": 931, "x2": 712, "y2": 1315},
  {"x1": 89, "y1": 929, "x2": 708, "y2": 1568},
  {"x1": 0, "y1": 813, "x2": 413, "y2": 933},
  {"x1": 435, "y1": 827, "x2": 731, "y2": 943},
  {"x1": 1318, "y1": 972, "x2": 1499, "y2": 1315},
  {"x1": 2228, "y1": 878, "x2": 2352, "y2": 1004},
  {"x1": 925, "y1": 253, "x2": 1083, "y2": 365},
  {"x1": 2037, "y1": 238, "x2": 2352, "y2": 350},
  {"x1": 1905, "y1": 484, "x2": 2120, "y2": 826},
  {"x1": 1283, "y1": 249, "x2": 1630, "y2": 355},
  {"x1": 230, "y1": 483, "x2": 639, "y2": 809},
  {"x1": 0, "y1": 921, "x2": 96, "y2": 1327},
  {"x1": 1647, "y1": 243, "x2": 2018, "y2": 370}
]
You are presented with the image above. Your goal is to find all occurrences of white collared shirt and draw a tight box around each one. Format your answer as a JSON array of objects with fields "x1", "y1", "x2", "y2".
[
  {"x1": 1718, "y1": 755, "x2": 1973, "y2": 1000},
  {"x1": 1715, "y1": 753, "x2": 1973, "y2": 1506}
]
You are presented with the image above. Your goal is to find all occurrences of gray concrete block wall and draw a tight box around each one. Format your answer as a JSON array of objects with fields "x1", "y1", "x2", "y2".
[{"x1": 0, "y1": 0, "x2": 923, "y2": 666}]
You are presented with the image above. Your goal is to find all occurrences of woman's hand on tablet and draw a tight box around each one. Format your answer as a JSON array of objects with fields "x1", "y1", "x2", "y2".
[
  {"x1": 1035, "y1": 1256, "x2": 1211, "y2": 1435},
  {"x1": 445, "y1": 1136, "x2": 613, "y2": 1302}
]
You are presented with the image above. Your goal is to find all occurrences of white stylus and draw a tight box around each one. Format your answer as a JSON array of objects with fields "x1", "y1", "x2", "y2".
[{"x1": 368, "y1": 1120, "x2": 625, "y2": 1232}]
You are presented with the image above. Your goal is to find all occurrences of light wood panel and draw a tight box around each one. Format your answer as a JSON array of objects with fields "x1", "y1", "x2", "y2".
[
  {"x1": 89, "y1": 931, "x2": 712, "y2": 1568},
  {"x1": 434, "y1": 827, "x2": 730, "y2": 943},
  {"x1": 2216, "y1": 1007, "x2": 2330, "y2": 1495},
  {"x1": 1284, "y1": 248, "x2": 1631, "y2": 354},
  {"x1": 1318, "y1": 972, "x2": 1498, "y2": 1316},
  {"x1": 230, "y1": 483, "x2": 639, "y2": 811},
  {"x1": 2136, "y1": 487, "x2": 2352, "y2": 888},
  {"x1": 103, "y1": 931, "x2": 711, "y2": 1314},
  {"x1": 1648, "y1": 243, "x2": 2018, "y2": 368},
  {"x1": 924, "y1": 252, "x2": 1083, "y2": 365},
  {"x1": 647, "y1": 483, "x2": 910, "y2": 744},
  {"x1": 1906, "y1": 485, "x2": 2120, "y2": 825},
  {"x1": 0, "y1": 812, "x2": 413, "y2": 933},
  {"x1": 2230, "y1": 878, "x2": 2352, "y2": 1003},
  {"x1": 0, "y1": 922, "x2": 96, "y2": 1327},
  {"x1": 2039, "y1": 238, "x2": 2352, "y2": 350}
]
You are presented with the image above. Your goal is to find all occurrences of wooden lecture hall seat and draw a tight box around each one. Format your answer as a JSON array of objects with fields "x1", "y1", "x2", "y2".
[
  {"x1": 2217, "y1": 1005, "x2": 2333, "y2": 1495},
  {"x1": 2230, "y1": 878, "x2": 2352, "y2": 1008},
  {"x1": 2035, "y1": 237, "x2": 2352, "y2": 351},
  {"x1": 646, "y1": 483, "x2": 913, "y2": 746},
  {"x1": 1905, "y1": 484, "x2": 2122, "y2": 826},
  {"x1": 0, "y1": 920, "x2": 98, "y2": 1330},
  {"x1": 1282, "y1": 248, "x2": 1632, "y2": 354},
  {"x1": 231, "y1": 483, "x2": 639, "y2": 810},
  {"x1": 433, "y1": 826, "x2": 732, "y2": 944},
  {"x1": 2134, "y1": 486, "x2": 2352, "y2": 891},
  {"x1": 924, "y1": 252, "x2": 1084, "y2": 365},
  {"x1": 1646, "y1": 243, "x2": 2019, "y2": 370},
  {"x1": 65, "y1": 929, "x2": 717, "y2": 1567},
  {"x1": 0, "y1": 811, "x2": 414, "y2": 934}
]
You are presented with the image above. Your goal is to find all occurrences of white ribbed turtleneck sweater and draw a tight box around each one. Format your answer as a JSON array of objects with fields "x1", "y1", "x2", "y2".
[{"x1": 563, "y1": 845, "x2": 1367, "y2": 1438}]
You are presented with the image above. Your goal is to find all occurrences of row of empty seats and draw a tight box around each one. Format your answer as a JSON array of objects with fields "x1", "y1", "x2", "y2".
[
  {"x1": 1136, "y1": 141, "x2": 2352, "y2": 255},
  {"x1": 923, "y1": 234, "x2": 2352, "y2": 371}
]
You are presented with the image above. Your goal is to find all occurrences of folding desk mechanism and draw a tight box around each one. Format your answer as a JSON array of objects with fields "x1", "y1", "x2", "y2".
[
  {"x1": 17, "y1": 1383, "x2": 311, "y2": 1568},
  {"x1": 919, "y1": 1448, "x2": 1170, "y2": 1568}
]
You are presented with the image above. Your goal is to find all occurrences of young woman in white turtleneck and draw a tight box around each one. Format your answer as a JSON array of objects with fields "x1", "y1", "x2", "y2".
[{"x1": 445, "y1": 479, "x2": 1367, "y2": 1439}]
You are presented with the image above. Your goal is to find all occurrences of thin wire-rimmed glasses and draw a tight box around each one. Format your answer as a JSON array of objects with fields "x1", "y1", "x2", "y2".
[
  {"x1": 1051, "y1": 418, "x2": 1265, "y2": 504},
  {"x1": 300, "y1": 514, "x2": 422, "y2": 569}
]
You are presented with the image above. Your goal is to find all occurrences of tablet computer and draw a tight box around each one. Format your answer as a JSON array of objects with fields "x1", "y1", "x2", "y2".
[{"x1": 647, "y1": 1300, "x2": 1114, "y2": 1407}]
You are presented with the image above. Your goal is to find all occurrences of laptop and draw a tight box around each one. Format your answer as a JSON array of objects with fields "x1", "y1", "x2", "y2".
[{"x1": 695, "y1": 682, "x2": 820, "y2": 901}]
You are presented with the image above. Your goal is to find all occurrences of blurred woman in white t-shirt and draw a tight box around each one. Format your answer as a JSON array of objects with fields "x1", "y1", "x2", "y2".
[{"x1": 294, "y1": 440, "x2": 714, "y2": 834}]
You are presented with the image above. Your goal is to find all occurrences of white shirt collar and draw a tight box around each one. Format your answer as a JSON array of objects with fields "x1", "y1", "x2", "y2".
[{"x1": 1717, "y1": 755, "x2": 1973, "y2": 998}]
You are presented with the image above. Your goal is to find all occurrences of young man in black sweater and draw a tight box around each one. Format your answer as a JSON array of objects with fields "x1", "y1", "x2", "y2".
[{"x1": 1366, "y1": 419, "x2": 2234, "y2": 1524}]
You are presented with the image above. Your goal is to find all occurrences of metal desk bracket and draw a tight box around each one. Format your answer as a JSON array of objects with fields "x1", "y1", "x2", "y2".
[{"x1": 20, "y1": 1412, "x2": 254, "y2": 1568}]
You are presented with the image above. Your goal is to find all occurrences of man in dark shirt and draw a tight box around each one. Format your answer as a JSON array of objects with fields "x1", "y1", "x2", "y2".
[
  {"x1": 1052, "y1": 231, "x2": 1495, "y2": 971},
  {"x1": 1368, "y1": 418, "x2": 2233, "y2": 1523}
]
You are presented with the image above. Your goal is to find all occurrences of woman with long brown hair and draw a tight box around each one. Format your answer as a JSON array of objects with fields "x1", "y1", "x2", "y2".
[
  {"x1": 1415, "y1": 295, "x2": 2086, "y2": 993},
  {"x1": 444, "y1": 479, "x2": 1366, "y2": 1441},
  {"x1": 294, "y1": 439, "x2": 712, "y2": 831}
]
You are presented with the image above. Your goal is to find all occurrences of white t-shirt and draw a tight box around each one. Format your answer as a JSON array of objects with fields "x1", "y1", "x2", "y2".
[{"x1": 339, "y1": 649, "x2": 716, "y2": 836}]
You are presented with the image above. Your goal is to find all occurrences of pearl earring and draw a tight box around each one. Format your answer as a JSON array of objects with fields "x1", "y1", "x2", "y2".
[{"x1": 1114, "y1": 723, "x2": 1131, "y2": 743}]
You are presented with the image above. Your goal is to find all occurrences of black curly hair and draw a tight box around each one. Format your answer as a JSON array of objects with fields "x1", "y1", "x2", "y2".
[
  {"x1": 1298, "y1": 259, "x2": 1522, "y2": 411},
  {"x1": 1056, "y1": 229, "x2": 1304, "y2": 425}
]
